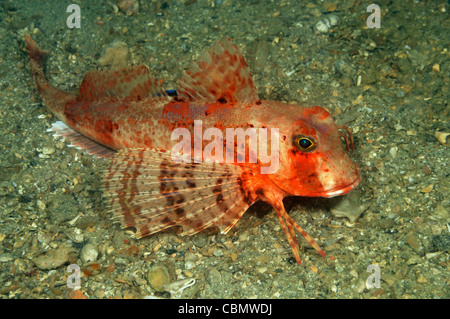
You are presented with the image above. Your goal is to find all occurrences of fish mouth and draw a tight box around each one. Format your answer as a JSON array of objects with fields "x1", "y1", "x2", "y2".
[{"x1": 319, "y1": 174, "x2": 362, "y2": 198}]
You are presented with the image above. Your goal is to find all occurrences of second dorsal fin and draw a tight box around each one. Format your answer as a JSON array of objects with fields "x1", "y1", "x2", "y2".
[
  {"x1": 177, "y1": 38, "x2": 259, "y2": 104},
  {"x1": 78, "y1": 65, "x2": 169, "y2": 102}
]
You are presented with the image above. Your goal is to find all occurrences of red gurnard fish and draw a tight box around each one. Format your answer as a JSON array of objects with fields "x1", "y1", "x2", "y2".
[{"x1": 25, "y1": 34, "x2": 361, "y2": 263}]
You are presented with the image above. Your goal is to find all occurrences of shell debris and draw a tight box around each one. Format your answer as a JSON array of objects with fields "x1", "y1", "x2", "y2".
[
  {"x1": 148, "y1": 265, "x2": 171, "y2": 292},
  {"x1": 314, "y1": 15, "x2": 339, "y2": 33},
  {"x1": 434, "y1": 131, "x2": 449, "y2": 145},
  {"x1": 80, "y1": 244, "x2": 99, "y2": 263},
  {"x1": 330, "y1": 190, "x2": 370, "y2": 223},
  {"x1": 163, "y1": 278, "x2": 196, "y2": 298}
]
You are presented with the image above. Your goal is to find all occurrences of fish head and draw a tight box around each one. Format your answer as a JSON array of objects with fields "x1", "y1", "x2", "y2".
[{"x1": 268, "y1": 105, "x2": 361, "y2": 198}]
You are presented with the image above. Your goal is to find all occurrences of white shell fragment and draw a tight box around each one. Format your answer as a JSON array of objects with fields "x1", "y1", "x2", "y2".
[
  {"x1": 80, "y1": 243, "x2": 98, "y2": 263},
  {"x1": 65, "y1": 228, "x2": 84, "y2": 243},
  {"x1": 164, "y1": 278, "x2": 196, "y2": 298},
  {"x1": 314, "y1": 15, "x2": 339, "y2": 33}
]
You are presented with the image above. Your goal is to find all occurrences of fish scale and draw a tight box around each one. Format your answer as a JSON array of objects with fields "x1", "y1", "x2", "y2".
[{"x1": 25, "y1": 34, "x2": 361, "y2": 264}]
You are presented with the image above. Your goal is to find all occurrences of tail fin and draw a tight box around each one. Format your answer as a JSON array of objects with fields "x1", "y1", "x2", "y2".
[
  {"x1": 25, "y1": 34, "x2": 49, "y2": 94},
  {"x1": 25, "y1": 34, "x2": 75, "y2": 119}
]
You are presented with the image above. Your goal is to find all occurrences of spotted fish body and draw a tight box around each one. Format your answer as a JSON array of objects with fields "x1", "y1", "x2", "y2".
[{"x1": 26, "y1": 35, "x2": 361, "y2": 263}]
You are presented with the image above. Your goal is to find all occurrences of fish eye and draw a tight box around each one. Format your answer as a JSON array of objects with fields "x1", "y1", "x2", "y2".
[{"x1": 293, "y1": 135, "x2": 317, "y2": 152}]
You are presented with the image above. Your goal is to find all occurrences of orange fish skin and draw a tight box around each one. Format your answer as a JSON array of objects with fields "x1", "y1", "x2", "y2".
[{"x1": 25, "y1": 34, "x2": 361, "y2": 264}]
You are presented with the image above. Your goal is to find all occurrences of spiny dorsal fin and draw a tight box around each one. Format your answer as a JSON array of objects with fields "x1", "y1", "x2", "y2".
[
  {"x1": 103, "y1": 148, "x2": 259, "y2": 238},
  {"x1": 79, "y1": 65, "x2": 169, "y2": 102},
  {"x1": 177, "y1": 38, "x2": 259, "y2": 104}
]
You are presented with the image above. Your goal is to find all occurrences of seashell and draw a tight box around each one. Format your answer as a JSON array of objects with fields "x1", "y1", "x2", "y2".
[
  {"x1": 330, "y1": 190, "x2": 369, "y2": 223},
  {"x1": 65, "y1": 228, "x2": 84, "y2": 243},
  {"x1": 434, "y1": 131, "x2": 449, "y2": 145},
  {"x1": 314, "y1": 15, "x2": 339, "y2": 33},
  {"x1": 148, "y1": 265, "x2": 171, "y2": 292},
  {"x1": 80, "y1": 243, "x2": 98, "y2": 263}
]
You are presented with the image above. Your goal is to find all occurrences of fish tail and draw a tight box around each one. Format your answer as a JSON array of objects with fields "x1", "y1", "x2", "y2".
[
  {"x1": 25, "y1": 34, "x2": 46, "y2": 88},
  {"x1": 25, "y1": 34, "x2": 75, "y2": 120}
]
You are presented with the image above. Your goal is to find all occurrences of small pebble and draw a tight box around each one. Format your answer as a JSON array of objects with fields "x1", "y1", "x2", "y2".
[
  {"x1": 432, "y1": 63, "x2": 440, "y2": 73},
  {"x1": 0, "y1": 181, "x2": 11, "y2": 196},
  {"x1": 416, "y1": 274, "x2": 427, "y2": 284},
  {"x1": 382, "y1": 274, "x2": 397, "y2": 287},
  {"x1": 420, "y1": 184, "x2": 433, "y2": 193},
  {"x1": 206, "y1": 268, "x2": 221, "y2": 285},
  {"x1": 406, "y1": 232, "x2": 422, "y2": 251},
  {"x1": 37, "y1": 200, "x2": 46, "y2": 211},
  {"x1": 406, "y1": 255, "x2": 421, "y2": 265},
  {"x1": 354, "y1": 279, "x2": 366, "y2": 293},
  {"x1": 422, "y1": 165, "x2": 432, "y2": 175},
  {"x1": 395, "y1": 90, "x2": 405, "y2": 98},
  {"x1": 389, "y1": 147, "x2": 397, "y2": 158},
  {"x1": 37, "y1": 231, "x2": 52, "y2": 246},
  {"x1": 41, "y1": 146, "x2": 55, "y2": 155},
  {"x1": 117, "y1": 0, "x2": 139, "y2": 16},
  {"x1": 0, "y1": 253, "x2": 14, "y2": 263},
  {"x1": 213, "y1": 248, "x2": 224, "y2": 257},
  {"x1": 184, "y1": 252, "x2": 198, "y2": 270},
  {"x1": 334, "y1": 60, "x2": 354, "y2": 77},
  {"x1": 434, "y1": 205, "x2": 448, "y2": 219},
  {"x1": 33, "y1": 246, "x2": 75, "y2": 270},
  {"x1": 425, "y1": 251, "x2": 443, "y2": 259},
  {"x1": 71, "y1": 183, "x2": 84, "y2": 193}
]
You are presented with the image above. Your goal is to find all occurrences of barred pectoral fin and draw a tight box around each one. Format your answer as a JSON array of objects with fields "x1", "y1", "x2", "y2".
[{"x1": 103, "y1": 148, "x2": 259, "y2": 237}]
